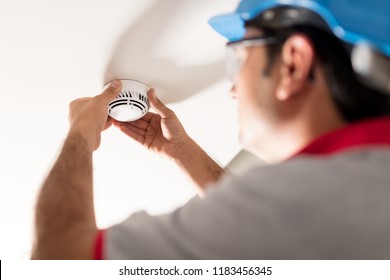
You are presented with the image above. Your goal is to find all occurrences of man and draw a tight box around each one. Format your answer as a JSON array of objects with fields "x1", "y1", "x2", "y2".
[{"x1": 32, "y1": 0, "x2": 390, "y2": 259}]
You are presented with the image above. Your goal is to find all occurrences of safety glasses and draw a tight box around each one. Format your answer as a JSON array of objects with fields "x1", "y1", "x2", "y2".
[{"x1": 226, "y1": 36, "x2": 282, "y2": 83}]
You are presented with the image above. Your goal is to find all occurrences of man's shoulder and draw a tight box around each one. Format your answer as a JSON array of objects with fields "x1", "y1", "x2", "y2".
[
  {"x1": 241, "y1": 148, "x2": 390, "y2": 185},
  {"x1": 213, "y1": 148, "x2": 390, "y2": 206}
]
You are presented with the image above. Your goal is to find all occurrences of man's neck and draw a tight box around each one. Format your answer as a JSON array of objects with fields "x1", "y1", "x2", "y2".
[{"x1": 253, "y1": 98, "x2": 347, "y2": 163}]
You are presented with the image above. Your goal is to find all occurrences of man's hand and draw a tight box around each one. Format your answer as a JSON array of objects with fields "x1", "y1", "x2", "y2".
[
  {"x1": 114, "y1": 89, "x2": 225, "y2": 194},
  {"x1": 113, "y1": 89, "x2": 190, "y2": 159},
  {"x1": 68, "y1": 80, "x2": 122, "y2": 152}
]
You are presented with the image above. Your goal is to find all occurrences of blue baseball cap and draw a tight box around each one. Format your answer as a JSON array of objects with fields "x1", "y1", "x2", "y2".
[{"x1": 209, "y1": 0, "x2": 390, "y2": 57}]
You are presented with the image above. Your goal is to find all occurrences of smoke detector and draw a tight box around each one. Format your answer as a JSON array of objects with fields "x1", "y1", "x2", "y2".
[{"x1": 106, "y1": 79, "x2": 150, "y2": 122}]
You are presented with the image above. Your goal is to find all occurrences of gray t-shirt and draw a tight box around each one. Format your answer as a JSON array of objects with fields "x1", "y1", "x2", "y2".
[{"x1": 104, "y1": 148, "x2": 390, "y2": 259}]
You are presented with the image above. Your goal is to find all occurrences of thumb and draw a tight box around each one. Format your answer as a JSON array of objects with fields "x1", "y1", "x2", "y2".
[
  {"x1": 98, "y1": 80, "x2": 122, "y2": 103},
  {"x1": 148, "y1": 88, "x2": 175, "y2": 118}
]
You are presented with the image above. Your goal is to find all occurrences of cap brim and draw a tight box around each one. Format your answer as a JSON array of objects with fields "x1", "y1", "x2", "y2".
[{"x1": 208, "y1": 13, "x2": 246, "y2": 42}]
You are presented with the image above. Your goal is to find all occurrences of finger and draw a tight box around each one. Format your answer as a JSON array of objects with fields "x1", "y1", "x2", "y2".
[
  {"x1": 118, "y1": 125, "x2": 145, "y2": 145},
  {"x1": 97, "y1": 80, "x2": 122, "y2": 104},
  {"x1": 117, "y1": 122, "x2": 146, "y2": 136},
  {"x1": 148, "y1": 89, "x2": 175, "y2": 118},
  {"x1": 103, "y1": 117, "x2": 113, "y2": 131},
  {"x1": 142, "y1": 112, "x2": 157, "y2": 122},
  {"x1": 126, "y1": 118, "x2": 149, "y2": 130},
  {"x1": 112, "y1": 120, "x2": 122, "y2": 127},
  {"x1": 113, "y1": 119, "x2": 143, "y2": 129}
]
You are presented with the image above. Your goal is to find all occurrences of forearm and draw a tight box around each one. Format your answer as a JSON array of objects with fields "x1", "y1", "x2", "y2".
[
  {"x1": 174, "y1": 138, "x2": 225, "y2": 196},
  {"x1": 32, "y1": 131, "x2": 97, "y2": 259}
]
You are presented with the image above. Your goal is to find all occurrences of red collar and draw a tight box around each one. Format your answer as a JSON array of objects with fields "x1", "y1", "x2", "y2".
[{"x1": 296, "y1": 117, "x2": 390, "y2": 156}]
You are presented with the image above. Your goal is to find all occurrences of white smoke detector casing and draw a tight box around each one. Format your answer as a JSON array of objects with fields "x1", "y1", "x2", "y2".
[{"x1": 106, "y1": 79, "x2": 150, "y2": 122}]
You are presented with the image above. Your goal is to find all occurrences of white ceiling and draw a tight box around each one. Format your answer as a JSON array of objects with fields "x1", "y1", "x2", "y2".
[{"x1": 0, "y1": 0, "x2": 248, "y2": 259}]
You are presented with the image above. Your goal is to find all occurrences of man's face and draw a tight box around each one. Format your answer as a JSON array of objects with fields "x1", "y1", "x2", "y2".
[{"x1": 231, "y1": 27, "x2": 282, "y2": 158}]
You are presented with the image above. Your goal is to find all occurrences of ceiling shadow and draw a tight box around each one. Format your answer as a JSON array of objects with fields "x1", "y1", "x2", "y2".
[{"x1": 104, "y1": 0, "x2": 225, "y2": 104}]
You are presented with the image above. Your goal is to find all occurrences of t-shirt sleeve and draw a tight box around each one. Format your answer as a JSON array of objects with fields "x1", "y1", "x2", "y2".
[{"x1": 93, "y1": 230, "x2": 105, "y2": 260}]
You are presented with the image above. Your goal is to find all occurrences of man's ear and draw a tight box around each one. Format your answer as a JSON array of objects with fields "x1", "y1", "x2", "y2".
[{"x1": 276, "y1": 34, "x2": 315, "y2": 101}]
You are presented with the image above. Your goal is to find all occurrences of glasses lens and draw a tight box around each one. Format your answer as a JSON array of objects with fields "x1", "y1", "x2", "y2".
[
  {"x1": 226, "y1": 45, "x2": 242, "y2": 83},
  {"x1": 225, "y1": 36, "x2": 281, "y2": 83}
]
